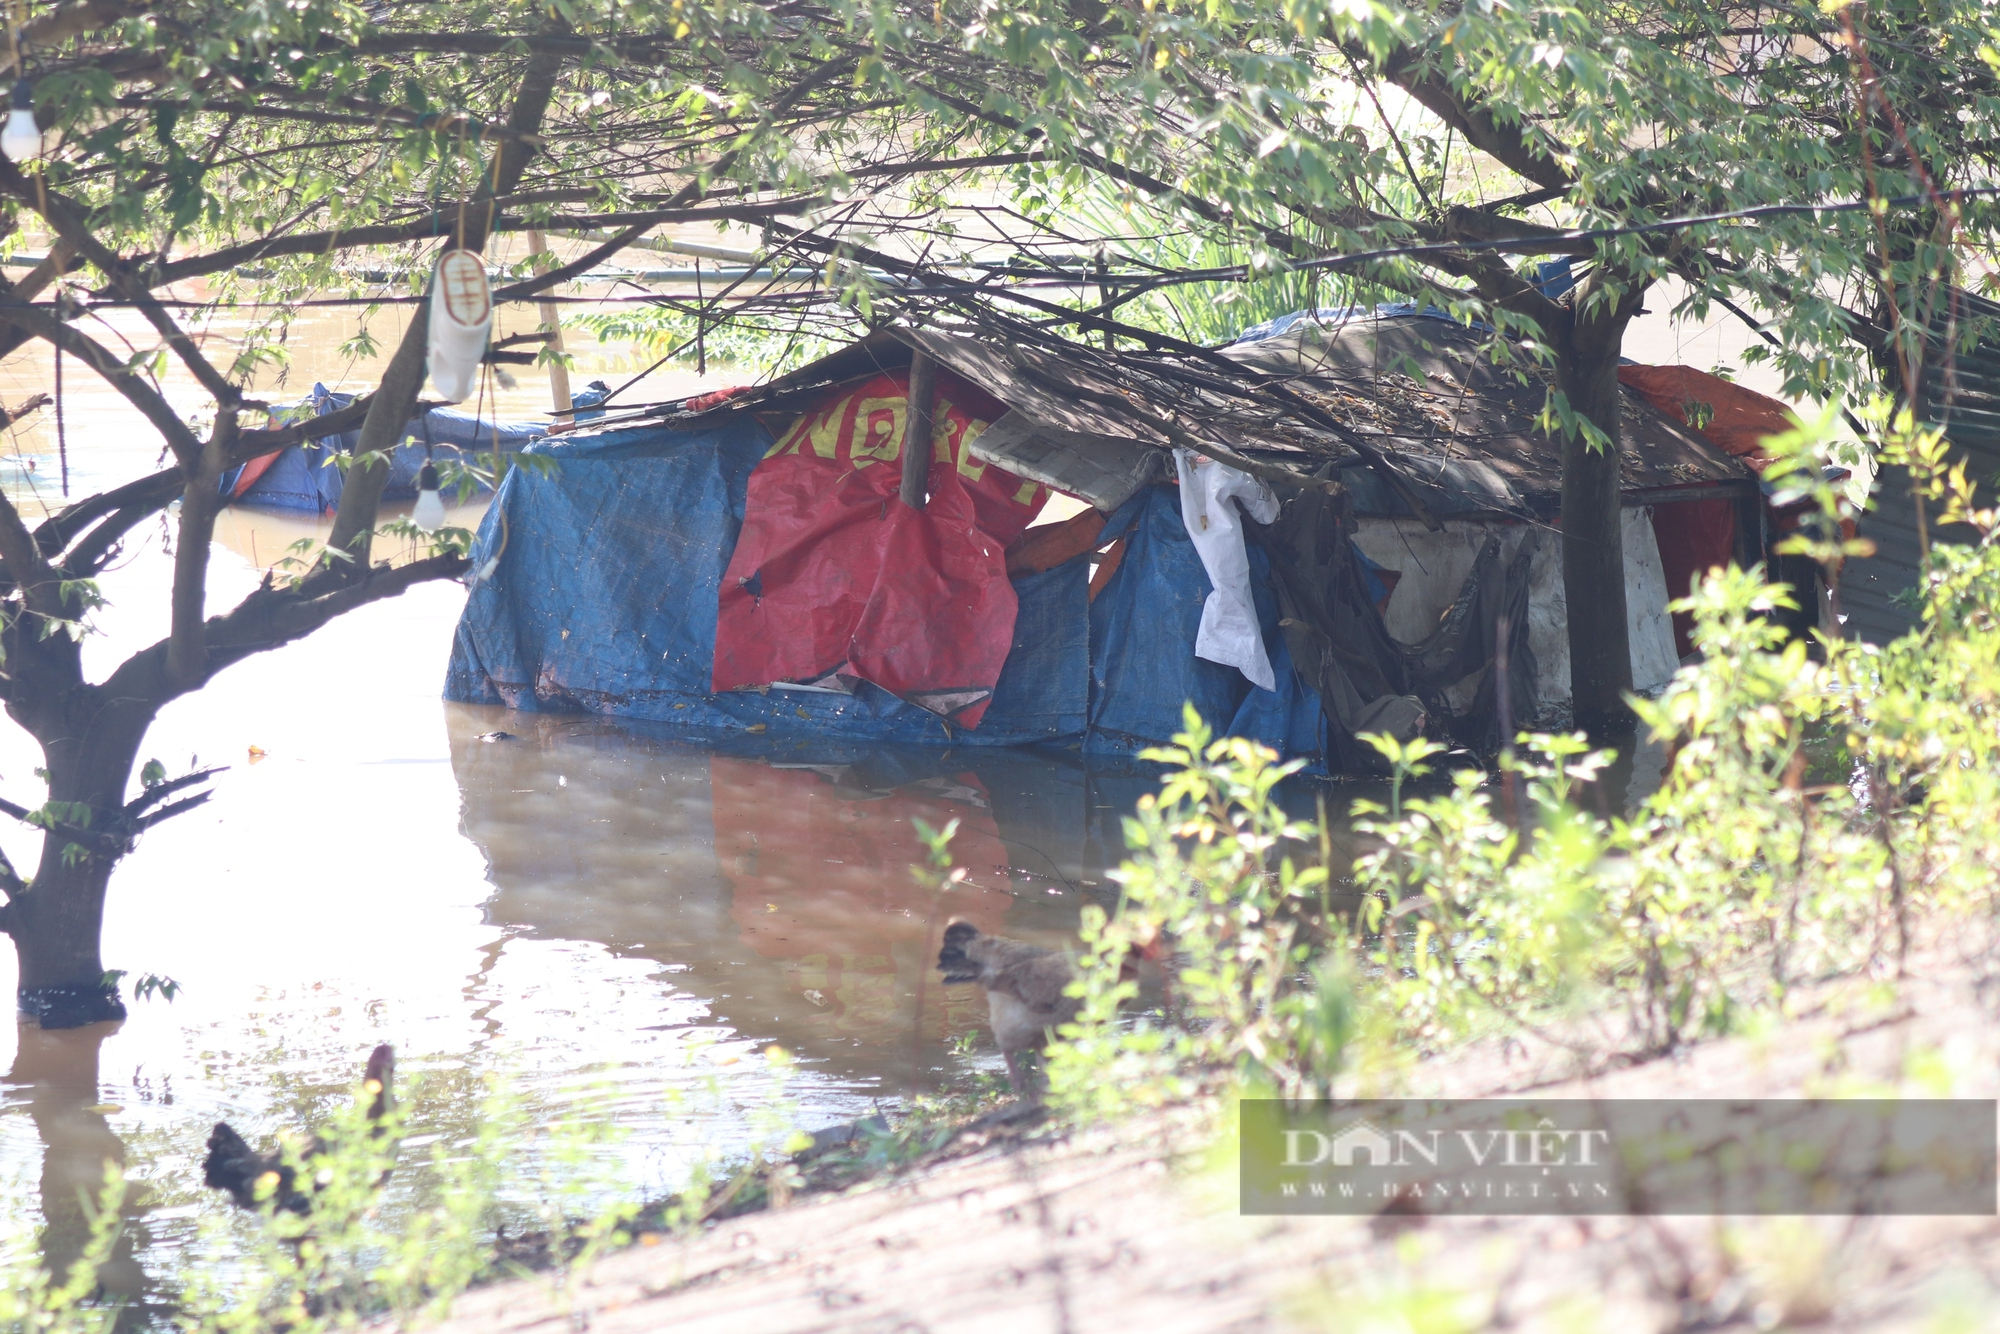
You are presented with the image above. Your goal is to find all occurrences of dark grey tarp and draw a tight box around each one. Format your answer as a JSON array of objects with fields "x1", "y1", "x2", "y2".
[{"x1": 1254, "y1": 481, "x2": 1540, "y2": 770}]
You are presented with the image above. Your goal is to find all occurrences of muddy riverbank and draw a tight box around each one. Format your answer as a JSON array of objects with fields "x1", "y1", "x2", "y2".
[{"x1": 425, "y1": 934, "x2": 2000, "y2": 1334}]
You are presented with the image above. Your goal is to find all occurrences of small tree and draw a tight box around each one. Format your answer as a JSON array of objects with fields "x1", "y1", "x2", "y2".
[{"x1": 0, "y1": 0, "x2": 952, "y2": 1025}]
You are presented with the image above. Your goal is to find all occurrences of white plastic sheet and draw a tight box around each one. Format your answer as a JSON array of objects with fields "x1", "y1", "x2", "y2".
[{"x1": 1175, "y1": 449, "x2": 1281, "y2": 691}]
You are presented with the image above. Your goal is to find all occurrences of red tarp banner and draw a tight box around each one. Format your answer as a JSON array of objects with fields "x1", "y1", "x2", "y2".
[
  {"x1": 1649, "y1": 497, "x2": 1739, "y2": 658},
  {"x1": 712, "y1": 369, "x2": 1046, "y2": 728}
]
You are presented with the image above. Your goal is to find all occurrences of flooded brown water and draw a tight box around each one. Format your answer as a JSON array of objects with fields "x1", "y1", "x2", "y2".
[
  {"x1": 0, "y1": 298, "x2": 1199, "y2": 1316},
  {"x1": 0, "y1": 502, "x2": 1174, "y2": 1316}
]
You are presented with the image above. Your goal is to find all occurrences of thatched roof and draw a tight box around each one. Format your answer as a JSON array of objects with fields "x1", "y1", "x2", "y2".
[{"x1": 653, "y1": 310, "x2": 1755, "y2": 519}]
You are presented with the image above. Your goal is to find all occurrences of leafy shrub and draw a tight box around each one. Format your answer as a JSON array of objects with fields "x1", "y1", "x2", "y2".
[
  {"x1": 1049, "y1": 727, "x2": 1338, "y2": 1115},
  {"x1": 1, "y1": 1165, "x2": 123, "y2": 1334}
]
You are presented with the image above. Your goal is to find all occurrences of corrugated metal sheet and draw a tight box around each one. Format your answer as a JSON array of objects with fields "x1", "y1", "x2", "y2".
[
  {"x1": 1842, "y1": 288, "x2": 2000, "y2": 644},
  {"x1": 965, "y1": 411, "x2": 1165, "y2": 512}
]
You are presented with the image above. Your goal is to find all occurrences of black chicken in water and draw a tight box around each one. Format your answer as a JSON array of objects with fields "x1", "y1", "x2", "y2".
[{"x1": 203, "y1": 1044, "x2": 395, "y2": 1212}]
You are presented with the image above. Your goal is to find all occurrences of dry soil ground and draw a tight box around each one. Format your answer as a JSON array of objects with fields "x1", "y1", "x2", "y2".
[{"x1": 425, "y1": 939, "x2": 2000, "y2": 1333}]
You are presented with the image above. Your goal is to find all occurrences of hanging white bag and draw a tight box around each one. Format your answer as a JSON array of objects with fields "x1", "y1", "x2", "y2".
[{"x1": 426, "y1": 248, "x2": 492, "y2": 403}]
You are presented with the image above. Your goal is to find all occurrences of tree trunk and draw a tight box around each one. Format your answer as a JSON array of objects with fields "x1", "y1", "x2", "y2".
[
  {"x1": 1555, "y1": 322, "x2": 1634, "y2": 734},
  {"x1": 10, "y1": 855, "x2": 122, "y2": 1026},
  {"x1": 8, "y1": 697, "x2": 152, "y2": 1028},
  {"x1": 327, "y1": 47, "x2": 568, "y2": 567},
  {"x1": 326, "y1": 321, "x2": 430, "y2": 564}
]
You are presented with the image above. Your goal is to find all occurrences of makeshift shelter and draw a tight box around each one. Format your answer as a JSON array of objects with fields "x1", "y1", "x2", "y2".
[
  {"x1": 445, "y1": 311, "x2": 1761, "y2": 772},
  {"x1": 226, "y1": 380, "x2": 612, "y2": 513},
  {"x1": 1840, "y1": 287, "x2": 2000, "y2": 644}
]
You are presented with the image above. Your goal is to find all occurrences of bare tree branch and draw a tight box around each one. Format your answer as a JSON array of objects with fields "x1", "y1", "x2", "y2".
[
  {"x1": 167, "y1": 408, "x2": 235, "y2": 689},
  {"x1": 3, "y1": 0, "x2": 142, "y2": 73},
  {"x1": 136, "y1": 199, "x2": 804, "y2": 287},
  {"x1": 0, "y1": 159, "x2": 240, "y2": 417},
  {"x1": 0, "y1": 842, "x2": 25, "y2": 906},
  {"x1": 132, "y1": 790, "x2": 212, "y2": 831},
  {"x1": 98, "y1": 552, "x2": 472, "y2": 713},
  {"x1": 123, "y1": 765, "x2": 225, "y2": 819},
  {"x1": 35, "y1": 397, "x2": 376, "y2": 576},
  {"x1": 0, "y1": 243, "x2": 82, "y2": 366},
  {"x1": 10, "y1": 243, "x2": 77, "y2": 304},
  {"x1": 0, "y1": 792, "x2": 112, "y2": 854},
  {"x1": 1377, "y1": 47, "x2": 1577, "y2": 194},
  {"x1": 0, "y1": 284, "x2": 206, "y2": 461},
  {"x1": 906, "y1": 78, "x2": 1315, "y2": 261},
  {"x1": 0, "y1": 487, "x2": 64, "y2": 621}
]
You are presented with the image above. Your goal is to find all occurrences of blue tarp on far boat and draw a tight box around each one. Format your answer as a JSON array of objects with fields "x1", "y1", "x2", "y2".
[
  {"x1": 444, "y1": 420, "x2": 1324, "y2": 764},
  {"x1": 227, "y1": 381, "x2": 612, "y2": 513}
]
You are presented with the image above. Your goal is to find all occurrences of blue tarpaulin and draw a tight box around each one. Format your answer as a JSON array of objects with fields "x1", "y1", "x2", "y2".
[
  {"x1": 445, "y1": 420, "x2": 1325, "y2": 765},
  {"x1": 1083, "y1": 486, "x2": 1323, "y2": 761},
  {"x1": 1230, "y1": 301, "x2": 1481, "y2": 345}
]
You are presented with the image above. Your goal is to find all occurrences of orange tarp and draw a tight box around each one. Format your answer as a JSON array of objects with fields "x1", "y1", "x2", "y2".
[
  {"x1": 1616, "y1": 363, "x2": 1794, "y2": 467},
  {"x1": 1004, "y1": 508, "x2": 1106, "y2": 576}
]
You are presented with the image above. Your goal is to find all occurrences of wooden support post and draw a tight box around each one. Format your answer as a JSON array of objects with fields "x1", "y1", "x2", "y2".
[
  {"x1": 900, "y1": 351, "x2": 936, "y2": 509},
  {"x1": 1733, "y1": 484, "x2": 1765, "y2": 572},
  {"x1": 526, "y1": 229, "x2": 572, "y2": 413},
  {"x1": 1094, "y1": 254, "x2": 1113, "y2": 352}
]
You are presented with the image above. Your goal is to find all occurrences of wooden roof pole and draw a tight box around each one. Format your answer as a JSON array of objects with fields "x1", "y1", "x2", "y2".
[
  {"x1": 526, "y1": 229, "x2": 572, "y2": 413},
  {"x1": 901, "y1": 351, "x2": 937, "y2": 509}
]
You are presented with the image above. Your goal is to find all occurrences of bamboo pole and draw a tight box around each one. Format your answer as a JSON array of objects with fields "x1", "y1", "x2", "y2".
[{"x1": 527, "y1": 228, "x2": 572, "y2": 412}]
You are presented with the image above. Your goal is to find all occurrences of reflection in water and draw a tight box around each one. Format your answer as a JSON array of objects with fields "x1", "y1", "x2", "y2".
[
  {"x1": 1, "y1": 689, "x2": 1672, "y2": 1321},
  {"x1": 5, "y1": 686, "x2": 1193, "y2": 1317},
  {"x1": 710, "y1": 756, "x2": 1016, "y2": 1053},
  {"x1": 0, "y1": 298, "x2": 975, "y2": 1314},
  {"x1": 0, "y1": 667, "x2": 1672, "y2": 1319},
  {"x1": 8, "y1": 1022, "x2": 147, "y2": 1317},
  {"x1": 448, "y1": 710, "x2": 1126, "y2": 1096}
]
